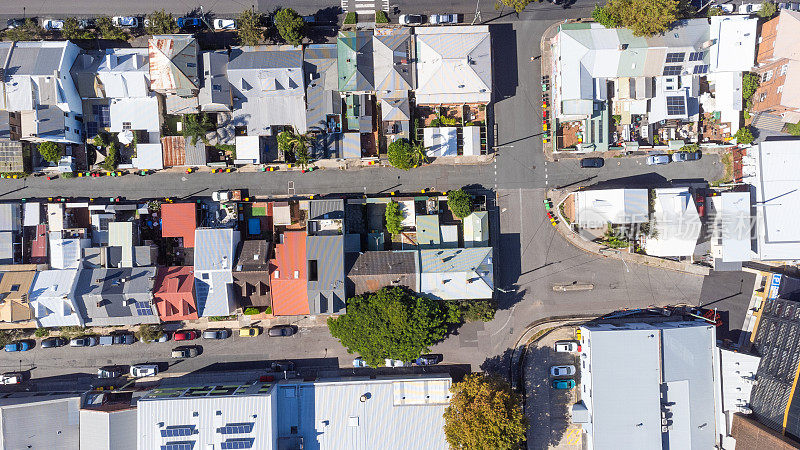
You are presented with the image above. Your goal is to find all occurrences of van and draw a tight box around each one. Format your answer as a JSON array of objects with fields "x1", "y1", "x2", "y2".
[{"x1": 99, "y1": 335, "x2": 114, "y2": 346}]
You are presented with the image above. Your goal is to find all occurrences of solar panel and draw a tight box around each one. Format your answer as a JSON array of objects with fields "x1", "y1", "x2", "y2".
[
  {"x1": 161, "y1": 426, "x2": 195, "y2": 438},
  {"x1": 86, "y1": 122, "x2": 98, "y2": 138},
  {"x1": 688, "y1": 51, "x2": 704, "y2": 61},
  {"x1": 160, "y1": 442, "x2": 195, "y2": 450},
  {"x1": 93, "y1": 104, "x2": 110, "y2": 127},
  {"x1": 663, "y1": 65, "x2": 682, "y2": 76},
  {"x1": 217, "y1": 423, "x2": 255, "y2": 434},
  {"x1": 666, "y1": 96, "x2": 686, "y2": 116},
  {"x1": 220, "y1": 439, "x2": 254, "y2": 449},
  {"x1": 135, "y1": 301, "x2": 153, "y2": 316},
  {"x1": 693, "y1": 64, "x2": 708, "y2": 74},
  {"x1": 665, "y1": 52, "x2": 685, "y2": 63}
]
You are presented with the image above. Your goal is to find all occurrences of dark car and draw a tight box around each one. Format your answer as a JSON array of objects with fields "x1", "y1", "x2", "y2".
[
  {"x1": 415, "y1": 354, "x2": 442, "y2": 365},
  {"x1": 173, "y1": 330, "x2": 199, "y2": 341},
  {"x1": 580, "y1": 157, "x2": 605, "y2": 168},
  {"x1": 97, "y1": 365, "x2": 125, "y2": 378},
  {"x1": 6, "y1": 18, "x2": 26, "y2": 29},
  {"x1": 268, "y1": 325, "x2": 295, "y2": 337},
  {"x1": 177, "y1": 17, "x2": 204, "y2": 31},
  {"x1": 171, "y1": 346, "x2": 199, "y2": 358},
  {"x1": 40, "y1": 337, "x2": 68, "y2": 348},
  {"x1": 112, "y1": 333, "x2": 135, "y2": 345},
  {"x1": 202, "y1": 329, "x2": 231, "y2": 340},
  {"x1": 270, "y1": 361, "x2": 295, "y2": 372}
]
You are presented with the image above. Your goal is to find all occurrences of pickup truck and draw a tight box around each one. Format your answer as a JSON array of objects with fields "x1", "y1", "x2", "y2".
[{"x1": 212, "y1": 190, "x2": 242, "y2": 202}]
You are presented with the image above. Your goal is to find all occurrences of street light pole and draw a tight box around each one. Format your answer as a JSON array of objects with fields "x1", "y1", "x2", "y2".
[{"x1": 471, "y1": 0, "x2": 482, "y2": 25}]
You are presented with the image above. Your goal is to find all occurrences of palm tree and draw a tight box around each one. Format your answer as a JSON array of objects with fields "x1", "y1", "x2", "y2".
[
  {"x1": 411, "y1": 141, "x2": 428, "y2": 166},
  {"x1": 284, "y1": 130, "x2": 312, "y2": 168}
]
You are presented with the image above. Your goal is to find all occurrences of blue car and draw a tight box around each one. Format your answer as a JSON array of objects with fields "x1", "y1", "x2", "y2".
[
  {"x1": 4, "y1": 341, "x2": 30, "y2": 352},
  {"x1": 177, "y1": 17, "x2": 204, "y2": 31},
  {"x1": 552, "y1": 379, "x2": 576, "y2": 389}
]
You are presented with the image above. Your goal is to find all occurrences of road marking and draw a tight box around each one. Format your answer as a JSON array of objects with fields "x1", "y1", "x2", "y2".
[{"x1": 563, "y1": 428, "x2": 582, "y2": 446}]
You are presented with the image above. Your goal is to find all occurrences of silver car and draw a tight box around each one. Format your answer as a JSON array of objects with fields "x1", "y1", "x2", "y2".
[
  {"x1": 550, "y1": 365, "x2": 577, "y2": 377},
  {"x1": 130, "y1": 364, "x2": 159, "y2": 377},
  {"x1": 646, "y1": 154, "x2": 670, "y2": 165}
]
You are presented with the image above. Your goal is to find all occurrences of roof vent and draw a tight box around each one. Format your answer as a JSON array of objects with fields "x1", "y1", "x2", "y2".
[{"x1": 347, "y1": 416, "x2": 359, "y2": 427}]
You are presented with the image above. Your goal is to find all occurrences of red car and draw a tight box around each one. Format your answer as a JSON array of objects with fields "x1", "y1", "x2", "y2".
[{"x1": 173, "y1": 330, "x2": 198, "y2": 341}]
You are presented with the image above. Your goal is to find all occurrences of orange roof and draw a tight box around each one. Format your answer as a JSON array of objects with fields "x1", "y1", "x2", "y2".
[
  {"x1": 161, "y1": 203, "x2": 197, "y2": 247},
  {"x1": 153, "y1": 266, "x2": 198, "y2": 321},
  {"x1": 161, "y1": 136, "x2": 186, "y2": 167},
  {"x1": 270, "y1": 230, "x2": 309, "y2": 316}
]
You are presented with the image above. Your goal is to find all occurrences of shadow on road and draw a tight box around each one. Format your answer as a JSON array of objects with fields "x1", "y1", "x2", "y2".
[{"x1": 490, "y1": 24, "x2": 518, "y2": 100}]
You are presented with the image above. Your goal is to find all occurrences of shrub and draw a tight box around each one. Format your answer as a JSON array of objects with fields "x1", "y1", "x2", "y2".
[
  {"x1": 243, "y1": 307, "x2": 261, "y2": 315},
  {"x1": 344, "y1": 12, "x2": 357, "y2": 24},
  {"x1": 787, "y1": 121, "x2": 800, "y2": 136},
  {"x1": 96, "y1": 16, "x2": 128, "y2": 40},
  {"x1": 375, "y1": 11, "x2": 389, "y2": 23},
  {"x1": 679, "y1": 143, "x2": 698, "y2": 152},
  {"x1": 758, "y1": 0, "x2": 777, "y2": 18},
  {"x1": 447, "y1": 189, "x2": 473, "y2": 219},
  {"x1": 34, "y1": 328, "x2": 50, "y2": 338},
  {"x1": 592, "y1": 4, "x2": 620, "y2": 28},
  {"x1": 387, "y1": 139, "x2": 414, "y2": 170},
  {"x1": 102, "y1": 142, "x2": 118, "y2": 171},
  {"x1": 62, "y1": 18, "x2": 95, "y2": 40},
  {"x1": 734, "y1": 126, "x2": 755, "y2": 144},
  {"x1": 3, "y1": 18, "x2": 42, "y2": 41},
  {"x1": 385, "y1": 201, "x2": 403, "y2": 235},
  {"x1": 38, "y1": 141, "x2": 61, "y2": 163},
  {"x1": 460, "y1": 300, "x2": 496, "y2": 322},
  {"x1": 61, "y1": 172, "x2": 76, "y2": 179},
  {"x1": 274, "y1": 8, "x2": 305, "y2": 45},
  {"x1": 742, "y1": 72, "x2": 760, "y2": 102},
  {"x1": 237, "y1": 9, "x2": 263, "y2": 46},
  {"x1": 135, "y1": 324, "x2": 163, "y2": 342},
  {"x1": 146, "y1": 9, "x2": 178, "y2": 35}
]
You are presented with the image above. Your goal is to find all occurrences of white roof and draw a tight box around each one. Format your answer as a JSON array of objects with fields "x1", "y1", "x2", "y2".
[
  {"x1": 0, "y1": 396, "x2": 81, "y2": 450},
  {"x1": 29, "y1": 269, "x2": 83, "y2": 327},
  {"x1": 753, "y1": 141, "x2": 800, "y2": 260},
  {"x1": 644, "y1": 188, "x2": 701, "y2": 257},
  {"x1": 463, "y1": 126, "x2": 481, "y2": 156},
  {"x1": 574, "y1": 189, "x2": 649, "y2": 227},
  {"x1": 47, "y1": 203, "x2": 64, "y2": 232},
  {"x1": 109, "y1": 97, "x2": 160, "y2": 133},
  {"x1": 96, "y1": 49, "x2": 150, "y2": 98},
  {"x1": 415, "y1": 26, "x2": 491, "y2": 104},
  {"x1": 235, "y1": 135, "x2": 261, "y2": 164},
  {"x1": 709, "y1": 16, "x2": 758, "y2": 73},
  {"x1": 399, "y1": 200, "x2": 416, "y2": 228},
  {"x1": 194, "y1": 228, "x2": 240, "y2": 316},
  {"x1": 709, "y1": 192, "x2": 752, "y2": 263},
  {"x1": 706, "y1": 71, "x2": 742, "y2": 133},
  {"x1": 132, "y1": 143, "x2": 164, "y2": 170},
  {"x1": 23, "y1": 202, "x2": 40, "y2": 227},
  {"x1": 80, "y1": 408, "x2": 137, "y2": 450},
  {"x1": 49, "y1": 232, "x2": 89, "y2": 269},
  {"x1": 424, "y1": 127, "x2": 457, "y2": 157},
  {"x1": 419, "y1": 247, "x2": 493, "y2": 300}
]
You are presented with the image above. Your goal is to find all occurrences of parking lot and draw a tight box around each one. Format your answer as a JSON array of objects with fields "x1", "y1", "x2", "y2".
[{"x1": 524, "y1": 326, "x2": 585, "y2": 450}]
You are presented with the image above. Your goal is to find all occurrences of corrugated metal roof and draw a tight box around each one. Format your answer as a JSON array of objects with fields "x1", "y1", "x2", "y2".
[
  {"x1": 347, "y1": 250, "x2": 418, "y2": 295},
  {"x1": 306, "y1": 235, "x2": 345, "y2": 315},
  {"x1": 160, "y1": 136, "x2": 187, "y2": 167},
  {"x1": 416, "y1": 215, "x2": 440, "y2": 247},
  {"x1": 154, "y1": 266, "x2": 197, "y2": 321},
  {"x1": 161, "y1": 203, "x2": 197, "y2": 247},
  {"x1": 271, "y1": 231, "x2": 308, "y2": 316},
  {"x1": 79, "y1": 408, "x2": 137, "y2": 450},
  {"x1": 0, "y1": 203, "x2": 20, "y2": 232},
  {"x1": 29, "y1": 269, "x2": 83, "y2": 327},
  {"x1": 148, "y1": 35, "x2": 199, "y2": 92},
  {"x1": 308, "y1": 199, "x2": 344, "y2": 221},
  {"x1": 74, "y1": 267, "x2": 159, "y2": 327},
  {"x1": 0, "y1": 396, "x2": 81, "y2": 450},
  {"x1": 194, "y1": 228, "x2": 240, "y2": 317},
  {"x1": 337, "y1": 31, "x2": 375, "y2": 92},
  {"x1": 419, "y1": 247, "x2": 493, "y2": 300},
  {"x1": 464, "y1": 211, "x2": 488, "y2": 247},
  {"x1": 415, "y1": 27, "x2": 491, "y2": 104}
]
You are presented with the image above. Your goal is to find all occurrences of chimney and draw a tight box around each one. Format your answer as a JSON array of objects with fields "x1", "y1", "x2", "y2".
[{"x1": 106, "y1": 53, "x2": 117, "y2": 68}]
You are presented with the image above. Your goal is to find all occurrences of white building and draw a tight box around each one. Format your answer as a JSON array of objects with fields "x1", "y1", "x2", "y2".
[
  {"x1": 28, "y1": 269, "x2": 84, "y2": 327},
  {"x1": 642, "y1": 188, "x2": 702, "y2": 258},
  {"x1": 708, "y1": 191, "x2": 752, "y2": 270},
  {"x1": 194, "y1": 228, "x2": 241, "y2": 317},
  {"x1": 577, "y1": 321, "x2": 721, "y2": 450},
  {"x1": 574, "y1": 189, "x2": 649, "y2": 228},
  {"x1": 718, "y1": 348, "x2": 759, "y2": 450},
  {"x1": 0, "y1": 395, "x2": 81, "y2": 449}
]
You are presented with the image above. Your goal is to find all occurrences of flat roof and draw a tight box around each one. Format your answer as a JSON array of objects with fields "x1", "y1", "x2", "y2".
[
  {"x1": 575, "y1": 189, "x2": 649, "y2": 227},
  {"x1": 753, "y1": 141, "x2": 800, "y2": 260},
  {"x1": 643, "y1": 188, "x2": 701, "y2": 257}
]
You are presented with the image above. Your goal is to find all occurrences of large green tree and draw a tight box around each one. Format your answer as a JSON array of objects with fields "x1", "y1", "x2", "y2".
[
  {"x1": 327, "y1": 286, "x2": 459, "y2": 367},
  {"x1": 495, "y1": 0, "x2": 531, "y2": 14},
  {"x1": 237, "y1": 9, "x2": 263, "y2": 46},
  {"x1": 61, "y1": 18, "x2": 95, "y2": 40},
  {"x1": 96, "y1": 16, "x2": 128, "y2": 41},
  {"x1": 447, "y1": 189, "x2": 474, "y2": 219},
  {"x1": 384, "y1": 201, "x2": 403, "y2": 235},
  {"x1": 274, "y1": 8, "x2": 305, "y2": 45},
  {"x1": 598, "y1": 0, "x2": 679, "y2": 37},
  {"x1": 146, "y1": 10, "x2": 178, "y2": 35},
  {"x1": 38, "y1": 142, "x2": 61, "y2": 163},
  {"x1": 387, "y1": 138, "x2": 414, "y2": 170},
  {"x1": 443, "y1": 374, "x2": 528, "y2": 450},
  {"x1": 3, "y1": 18, "x2": 42, "y2": 41},
  {"x1": 182, "y1": 113, "x2": 214, "y2": 146}
]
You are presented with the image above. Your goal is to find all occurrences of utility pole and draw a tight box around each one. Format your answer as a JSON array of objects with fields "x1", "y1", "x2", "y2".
[{"x1": 471, "y1": 0, "x2": 482, "y2": 25}]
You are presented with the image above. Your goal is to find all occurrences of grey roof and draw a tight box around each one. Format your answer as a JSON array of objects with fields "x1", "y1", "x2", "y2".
[
  {"x1": 308, "y1": 199, "x2": 344, "y2": 221},
  {"x1": 346, "y1": 250, "x2": 418, "y2": 295},
  {"x1": 194, "y1": 228, "x2": 240, "y2": 317},
  {"x1": 79, "y1": 408, "x2": 137, "y2": 450},
  {"x1": 184, "y1": 139, "x2": 207, "y2": 166},
  {"x1": 0, "y1": 203, "x2": 21, "y2": 231},
  {"x1": 29, "y1": 106, "x2": 67, "y2": 139},
  {"x1": 381, "y1": 97, "x2": 411, "y2": 121},
  {"x1": 582, "y1": 322, "x2": 718, "y2": 450},
  {"x1": 199, "y1": 51, "x2": 232, "y2": 110},
  {"x1": 228, "y1": 47, "x2": 303, "y2": 70},
  {"x1": 5, "y1": 43, "x2": 63, "y2": 76},
  {"x1": 337, "y1": 31, "x2": 374, "y2": 92},
  {"x1": 342, "y1": 132, "x2": 361, "y2": 159},
  {"x1": 0, "y1": 111, "x2": 10, "y2": 140},
  {"x1": 234, "y1": 239, "x2": 270, "y2": 272},
  {"x1": 305, "y1": 44, "x2": 341, "y2": 133},
  {"x1": 0, "y1": 232, "x2": 12, "y2": 265},
  {"x1": 0, "y1": 396, "x2": 81, "y2": 450},
  {"x1": 0, "y1": 141, "x2": 24, "y2": 173},
  {"x1": 74, "y1": 267, "x2": 159, "y2": 326},
  {"x1": 306, "y1": 235, "x2": 345, "y2": 314},
  {"x1": 373, "y1": 29, "x2": 414, "y2": 92}
]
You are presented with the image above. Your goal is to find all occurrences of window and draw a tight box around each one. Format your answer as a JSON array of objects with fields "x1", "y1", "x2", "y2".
[
  {"x1": 688, "y1": 51, "x2": 704, "y2": 61},
  {"x1": 186, "y1": 62, "x2": 196, "y2": 68},
  {"x1": 134, "y1": 301, "x2": 153, "y2": 316},
  {"x1": 63, "y1": 112, "x2": 69, "y2": 118},
  {"x1": 161, "y1": 426, "x2": 195, "y2": 438},
  {"x1": 86, "y1": 122, "x2": 98, "y2": 138},
  {"x1": 760, "y1": 93, "x2": 768, "y2": 102},
  {"x1": 764, "y1": 70, "x2": 773, "y2": 82},
  {"x1": 781, "y1": 64, "x2": 789, "y2": 76},
  {"x1": 220, "y1": 439, "x2": 254, "y2": 449},
  {"x1": 778, "y1": 85, "x2": 784, "y2": 94},
  {"x1": 65, "y1": 126, "x2": 70, "y2": 132},
  {"x1": 217, "y1": 423, "x2": 255, "y2": 435},
  {"x1": 663, "y1": 66, "x2": 682, "y2": 76},
  {"x1": 665, "y1": 52, "x2": 685, "y2": 63},
  {"x1": 9, "y1": 285, "x2": 19, "y2": 292},
  {"x1": 122, "y1": 122, "x2": 131, "y2": 130},
  {"x1": 202, "y1": 273, "x2": 209, "y2": 280},
  {"x1": 93, "y1": 104, "x2": 110, "y2": 127},
  {"x1": 693, "y1": 65, "x2": 708, "y2": 74},
  {"x1": 213, "y1": 84, "x2": 222, "y2": 91}
]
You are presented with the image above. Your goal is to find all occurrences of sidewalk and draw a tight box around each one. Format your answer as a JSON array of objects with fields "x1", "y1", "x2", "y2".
[{"x1": 547, "y1": 188, "x2": 711, "y2": 276}]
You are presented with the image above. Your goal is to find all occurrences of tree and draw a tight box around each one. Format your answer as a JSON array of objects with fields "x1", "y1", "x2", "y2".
[
  {"x1": 102, "y1": 142, "x2": 118, "y2": 171},
  {"x1": 286, "y1": 131, "x2": 311, "y2": 167},
  {"x1": 277, "y1": 130, "x2": 293, "y2": 157},
  {"x1": 787, "y1": 121, "x2": 800, "y2": 136},
  {"x1": 412, "y1": 141, "x2": 428, "y2": 166},
  {"x1": 384, "y1": 201, "x2": 403, "y2": 235},
  {"x1": 96, "y1": 16, "x2": 128, "y2": 40},
  {"x1": 742, "y1": 72, "x2": 760, "y2": 110},
  {"x1": 758, "y1": 0, "x2": 777, "y2": 18},
  {"x1": 592, "y1": 5, "x2": 620, "y2": 28},
  {"x1": 447, "y1": 189, "x2": 474, "y2": 219},
  {"x1": 146, "y1": 10, "x2": 177, "y2": 35},
  {"x1": 495, "y1": 0, "x2": 531, "y2": 13},
  {"x1": 327, "y1": 286, "x2": 460, "y2": 367},
  {"x1": 387, "y1": 138, "x2": 414, "y2": 170},
  {"x1": 443, "y1": 374, "x2": 528, "y2": 450},
  {"x1": 182, "y1": 113, "x2": 215, "y2": 146},
  {"x1": 135, "y1": 324, "x2": 164, "y2": 342},
  {"x1": 237, "y1": 9, "x2": 263, "y2": 46},
  {"x1": 38, "y1": 142, "x2": 61, "y2": 163},
  {"x1": 707, "y1": 5, "x2": 724, "y2": 16},
  {"x1": 34, "y1": 327, "x2": 50, "y2": 338},
  {"x1": 274, "y1": 8, "x2": 305, "y2": 45},
  {"x1": 61, "y1": 18, "x2": 95, "y2": 40},
  {"x1": 601, "y1": 0, "x2": 679, "y2": 37},
  {"x1": 734, "y1": 126, "x2": 755, "y2": 145},
  {"x1": 461, "y1": 300, "x2": 497, "y2": 322},
  {"x1": 3, "y1": 18, "x2": 42, "y2": 41}
]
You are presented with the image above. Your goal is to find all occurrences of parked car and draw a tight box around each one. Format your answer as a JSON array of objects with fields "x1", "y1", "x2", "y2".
[
  {"x1": 213, "y1": 18, "x2": 236, "y2": 30},
  {"x1": 177, "y1": 17, "x2": 204, "y2": 31},
  {"x1": 4, "y1": 341, "x2": 31, "y2": 352},
  {"x1": 550, "y1": 365, "x2": 577, "y2": 377},
  {"x1": 302, "y1": 14, "x2": 316, "y2": 24},
  {"x1": 270, "y1": 361, "x2": 295, "y2": 372},
  {"x1": 739, "y1": 3, "x2": 763, "y2": 13},
  {"x1": 171, "y1": 346, "x2": 199, "y2": 358},
  {"x1": 268, "y1": 325, "x2": 295, "y2": 337},
  {"x1": 353, "y1": 357, "x2": 369, "y2": 368},
  {"x1": 398, "y1": 14, "x2": 425, "y2": 25},
  {"x1": 646, "y1": 154, "x2": 670, "y2": 165},
  {"x1": 6, "y1": 19, "x2": 25, "y2": 29},
  {"x1": 99, "y1": 335, "x2": 115, "y2": 346},
  {"x1": 112, "y1": 333, "x2": 135, "y2": 345},
  {"x1": 429, "y1": 14, "x2": 461, "y2": 24},
  {"x1": 142, "y1": 331, "x2": 170, "y2": 343},
  {"x1": 0, "y1": 372, "x2": 24, "y2": 384},
  {"x1": 554, "y1": 341, "x2": 581, "y2": 353},
  {"x1": 40, "y1": 337, "x2": 68, "y2": 348},
  {"x1": 202, "y1": 329, "x2": 231, "y2": 340},
  {"x1": 671, "y1": 151, "x2": 701, "y2": 162},
  {"x1": 97, "y1": 365, "x2": 125, "y2": 378},
  {"x1": 718, "y1": 3, "x2": 736, "y2": 12},
  {"x1": 77, "y1": 18, "x2": 95, "y2": 29},
  {"x1": 384, "y1": 359, "x2": 411, "y2": 367},
  {"x1": 239, "y1": 326, "x2": 261, "y2": 337},
  {"x1": 41, "y1": 19, "x2": 64, "y2": 30},
  {"x1": 70, "y1": 336, "x2": 98, "y2": 347},
  {"x1": 173, "y1": 330, "x2": 198, "y2": 341},
  {"x1": 552, "y1": 379, "x2": 576, "y2": 389},
  {"x1": 695, "y1": 193, "x2": 706, "y2": 217},
  {"x1": 579, "y1": 157, "x2": 605, "y2": 168},
  {"x1": 111, "y1": 16, "x2": 138, "y2": 28},
  {"x1": 130, "y1": 364, "x2": 159, "y2": 377},
  {"x1": 415, "y1": 354, "x2": 442, "y2": 365}
]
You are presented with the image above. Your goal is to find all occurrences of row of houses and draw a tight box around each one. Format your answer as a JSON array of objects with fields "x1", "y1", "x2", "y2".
[
  {"x1": 0, "y1": 25, "x2": 492, "y2": 172},
  {"x1": 0, "y1": 193, "x2": 494, "y2": 328}
]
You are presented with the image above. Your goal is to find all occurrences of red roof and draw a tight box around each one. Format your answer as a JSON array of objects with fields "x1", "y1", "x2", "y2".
[
  {"x1": 270, "y1": 231, "x2": 309, "y2": 316},
  {"x1": 161, "y1": 136, "x2": 186, "y2": 167},
  {"x1": 31, "y1": 224, "x2": 47, "y2": 258},
  {"x1": 153, "y1": 266, "x2": 198, "y2": 321},
  {"x1": 161, "y1": 203, "x2": 197, "y2": 247}
]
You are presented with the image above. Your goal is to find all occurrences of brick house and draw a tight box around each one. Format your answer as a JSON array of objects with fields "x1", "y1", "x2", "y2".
[{"x1": 751, "y1": 10, "x2": 800, "y2": 123}]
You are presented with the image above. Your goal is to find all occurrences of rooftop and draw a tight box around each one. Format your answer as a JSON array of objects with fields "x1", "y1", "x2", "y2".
[
  {"x1": 74, "y1": 267, "x2": 159, "y2": 326},
  {"x1": 752, "y1": 140, "x2": 800, "y2": 260},
  {"x1": 346, "y1": 250, "x2": 418, "y2": 295},
  {"x1": 271, "y1": 230, "x2": 308, "y2": 316},
  {"x1": 148, "y1": 35, "x2": 199, "y2": 92},
  {"x1": 161, "y1": 203, "x2": 197, "y2": 248},
  {"x1": 419, "y1": 247, "x2": 494, "y2": 300},
  {"x1": 574, "y1": 189, "x2": 649, "y2": 227},
  {"x1": 643, "y1": 188, "x2": 701, "y2": 258},
  {"x1": 153, "y1": 266, "x2": 197, "y2": 321}
]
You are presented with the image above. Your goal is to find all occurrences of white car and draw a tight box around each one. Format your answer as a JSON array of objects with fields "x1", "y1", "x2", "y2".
[
  {"x1": 550, "y1": 365, "x2": 576, "y2": 377},
  {"x1": 398, "y1": 14, "x2": 425, "y2": 26},
  {"x1": 739, "y1": 3, "x2": 763, "y2": 13},
  {"x1": 353, "y1": 357, "x2": 369, "y2": 368},
  {"x1": 129, "y1": 364, "x2": 159, "y2": 377},
  {"x1": 429, "y1": 14, "x2": 461, "y2": 25},
  {"x1": 0, "y1": 372, "x2": 23, "y2": 385},
  {"x1": 42, "y1": 19, "x2": 64, "y2": 30},
  {"x1": 646, "y1": 154, "x2": 670, "y2": 165},
  {"x1": 213, "y1": 19, "x2": 236, "y2": 30},
  {"x1": 719, "y1": 4, "x2": 736, "y2": 13},
  {"x1": 554, "y1": 341, "x2": 580, "y2": 353},
  {"x1": 384, "y1": 358, "x2": 411, "y2": 367},
  {"x1": 111, "y1": 16, "x2": 138, "y2": 28}
]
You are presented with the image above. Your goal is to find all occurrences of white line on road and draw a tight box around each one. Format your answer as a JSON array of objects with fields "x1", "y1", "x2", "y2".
[{"x1": 490, "y1": 305, "x2": 517, "y2": 337}]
